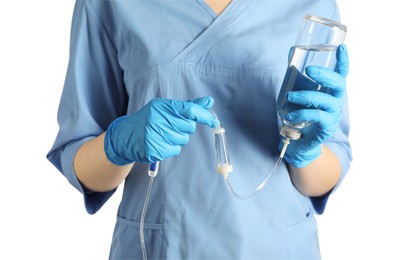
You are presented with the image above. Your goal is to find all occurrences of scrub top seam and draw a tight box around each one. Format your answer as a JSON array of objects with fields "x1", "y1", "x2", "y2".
[
  {"x1": 84, "y1": 0, "x2": 119, "y2": 54},
  {"x1": 124, "y1": 62, "x2": 285, "y2": 81},
  {"x1": 156, "y1": 69, "x2": 164, "y2": 97}
]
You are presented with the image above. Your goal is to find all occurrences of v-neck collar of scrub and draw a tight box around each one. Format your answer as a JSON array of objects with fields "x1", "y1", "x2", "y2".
[{"x1": 170, "y1": 0, "x2": 253, "y2": 63}]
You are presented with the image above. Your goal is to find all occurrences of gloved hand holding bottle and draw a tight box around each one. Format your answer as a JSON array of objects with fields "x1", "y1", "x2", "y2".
[
  {"x1": 281, "y1": 45, "x2": 349, "y2": 168},
  {"x1": 105, "y1": 96, "x2": 219, "y2": 166}
]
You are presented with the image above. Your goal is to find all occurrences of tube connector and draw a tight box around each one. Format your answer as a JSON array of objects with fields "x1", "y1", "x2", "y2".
[
  {"x1": 148, "y1": 162, "x2": 160, "y2": 177},
  {"x1": 217, "y1": 165, "x2": 233, "y2": 178},
  {"x1": 280, "y1": 125, "x2": 302, "y2": 140}
]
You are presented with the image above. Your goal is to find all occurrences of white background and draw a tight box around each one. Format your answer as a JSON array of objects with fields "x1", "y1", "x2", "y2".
[{"x1": 0, "y1": 1, "x2": 405, "y2": 259}]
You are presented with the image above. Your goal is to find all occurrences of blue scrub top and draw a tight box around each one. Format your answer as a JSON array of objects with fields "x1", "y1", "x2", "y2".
[{"x1": 47, "y1": 0, "x2": 352, "y2": 259}]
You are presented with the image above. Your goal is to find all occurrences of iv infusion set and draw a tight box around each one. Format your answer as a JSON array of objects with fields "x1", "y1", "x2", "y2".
[
  {"x1": 212, "y1": 14, "x2": 347, "y2": 199},
  {"x1": 139, "y1": 14, "x2": 347, "y2": 260},
  {"x1": 139, "y1": 110, "x2": 296, "y2": 259}
]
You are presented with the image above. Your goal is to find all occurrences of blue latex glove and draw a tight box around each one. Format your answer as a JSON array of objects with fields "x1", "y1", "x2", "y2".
[
  {"x1": 281, "y1": 44, "x2": 349, "y2": 168},
  {"x1": 104, "y1": 96, "x2": 219, "y2": 165}
]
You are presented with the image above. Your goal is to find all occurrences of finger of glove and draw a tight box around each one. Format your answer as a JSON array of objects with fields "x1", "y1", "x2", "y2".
[
  {"x1": 190, "y1": 96, "x2": 220, "y2": 127},
  {"x1": 149, "y1": 123, "x2": 191, "y2": 146},
  {"x1": 288, "y1": 91, "x2": 342, "y2": 113},
  {"x1": 285, "y1": 108, "x2": 330, "y2": 126},
  {"x1": 306, "y1": 66, "x2": 346, "y2": 98},
  {"x1": 174, "y1": 100, "x2": 218, "y2": 128},
  {"x1": 285, "y1": 109, "x2": 338, "y2": 134},
  {"x1": 160, "y1": 111, "x2": 197, "y2": 134},
  {"x1": 146, "y1": 140, "x2": 182, "y2": 161},
  {"x1": 335, "y1": 44, "x2": 349, "y2": 77},
  {"x1": 147, "y1": 99, "x2": 197, "y2": 134},
  {"x1": 144, "y1": 121, "x2": 191, "y2": 161}
]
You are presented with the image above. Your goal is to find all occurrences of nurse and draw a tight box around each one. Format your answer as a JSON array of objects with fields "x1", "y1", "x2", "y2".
[{"x1": 47, "y1": 0, "x2": 351, "y2": 259}]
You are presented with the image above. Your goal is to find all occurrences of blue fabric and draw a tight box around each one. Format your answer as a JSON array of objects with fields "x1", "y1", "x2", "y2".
[{"x1": 47, "y1": 0, "x2": 352, "y2": 258}]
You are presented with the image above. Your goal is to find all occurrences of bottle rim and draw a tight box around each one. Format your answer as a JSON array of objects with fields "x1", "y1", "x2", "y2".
[{"x1": 305, "y1": 14, "x2": 347, "y2": 32}]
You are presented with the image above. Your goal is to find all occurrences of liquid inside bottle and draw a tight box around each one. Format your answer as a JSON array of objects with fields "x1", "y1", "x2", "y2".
[{"x1": 277, "y1": 45, "x2": 337, "y2": 130}]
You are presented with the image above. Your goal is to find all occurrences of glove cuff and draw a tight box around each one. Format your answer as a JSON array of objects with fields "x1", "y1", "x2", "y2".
[
  {"x1": 283, "y1": 146, "x2": 322, "y2": 168},
  {"x1": 104, "y1": 116, "x2": 134, "y2": 166}
]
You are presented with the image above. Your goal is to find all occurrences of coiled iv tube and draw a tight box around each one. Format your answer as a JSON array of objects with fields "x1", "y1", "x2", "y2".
[{"x1": 211, "y1": 111, "x2": 291, "y2": 199}]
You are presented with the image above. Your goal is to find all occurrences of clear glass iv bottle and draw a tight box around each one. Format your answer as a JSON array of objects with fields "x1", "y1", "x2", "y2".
[{"x1": 276, "y1": 15, "x2": 347, "y2": 140}]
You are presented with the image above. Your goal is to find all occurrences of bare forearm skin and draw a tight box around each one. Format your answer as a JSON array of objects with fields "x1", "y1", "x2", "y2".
[
  {"x1": 288, "y1": 145, "x2": 341, "y2": 197},
  {"x1": 73, "y1": 132, "x2": 133, "y2": 192}
]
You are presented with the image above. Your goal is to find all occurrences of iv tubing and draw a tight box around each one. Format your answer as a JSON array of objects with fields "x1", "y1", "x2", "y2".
[
  {"x1": 223, "y1": 137, "x2": 291, "y2": 200},
  {"x1": 210, "y1": 110, "x2": 293, "y2": 199},
  {"x1": 140, "y1": 162, "x2": 160, "y2": 260}
]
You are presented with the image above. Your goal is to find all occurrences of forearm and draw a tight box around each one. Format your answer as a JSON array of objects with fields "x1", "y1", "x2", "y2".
[
  {"x1": 74, "y1": 132, "x2": 134, "y2": 192},
  {"x1": 288, "y1": 145, "x2": 340, "y2": 197}
]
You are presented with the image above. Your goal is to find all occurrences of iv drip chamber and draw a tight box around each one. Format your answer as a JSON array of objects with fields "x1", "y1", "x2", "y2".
[{"x1": 214, "y1": 127, "x2": 233, "y2": 177}]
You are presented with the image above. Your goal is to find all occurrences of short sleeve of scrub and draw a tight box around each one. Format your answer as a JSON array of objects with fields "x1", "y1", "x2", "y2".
[{"x1": 46, "y1": 1, "x2": 128, "y2": 214}]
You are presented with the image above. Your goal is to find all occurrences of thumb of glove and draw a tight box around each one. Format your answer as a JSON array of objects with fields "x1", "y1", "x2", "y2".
[
  {"x1": 190, "y1": 96, "x2": 215, "y2": 109},
  {"x1": 174, "y1": 96, "x2": 218, "y2": 128}
]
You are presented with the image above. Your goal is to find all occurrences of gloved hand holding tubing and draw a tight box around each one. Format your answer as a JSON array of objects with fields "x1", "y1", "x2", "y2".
[
  {"x1": 104, "y1": 96, "x2": 218, "y2": 165},
  {"x1": 281, "y1": 44, "x2": 349, "y2": 168}
]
